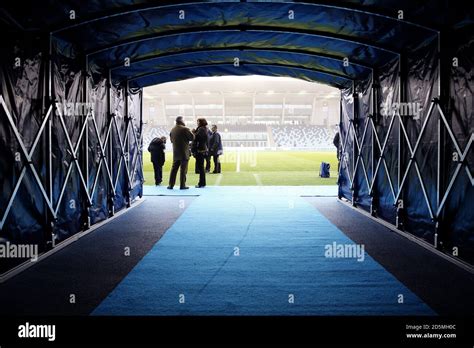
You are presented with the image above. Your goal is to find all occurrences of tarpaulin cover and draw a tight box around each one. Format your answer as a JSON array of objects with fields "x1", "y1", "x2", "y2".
[
  {"x1": 89, "y1": 29, "x2": 396, "y2": 82},
  {"x1": 339, "y1": 30, "x2": 474, "y2": 263},
  {"x1": 0, "y1": 32, "x2": 143, "y2": 273},
  {"x1": 0, "y1": 0, "x2": 473, "y2": 272},
  {"x1": 443, "y1": 31, "x2": 474, "y2": 261},
  {"x1": 0, "y1": 35, "x2": 48, "y2": 272},
  {"x1": 112, "y1": 49, "x2": 370, "y2": 88}
]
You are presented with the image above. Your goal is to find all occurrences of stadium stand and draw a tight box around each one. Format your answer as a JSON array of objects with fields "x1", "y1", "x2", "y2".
[
  {"x1": 144, "y1": 126, "x2": 169, "y2": 146},
  {"x1": 272, "y1": 125, "x2": 336, "y2": 149},
  {"x1": 145, "y1": 124, "x2": 336, "y2": 149}
]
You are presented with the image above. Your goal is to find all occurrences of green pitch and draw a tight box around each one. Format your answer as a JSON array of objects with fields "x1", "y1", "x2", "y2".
[{"x1": 143, "y1": 150, "x2": 338, "y2": 186}]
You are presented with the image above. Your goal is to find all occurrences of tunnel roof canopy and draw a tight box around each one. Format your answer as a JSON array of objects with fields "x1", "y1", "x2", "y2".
[{"x1": 1, "y1": 1, "x2": 471, "y2": 89}]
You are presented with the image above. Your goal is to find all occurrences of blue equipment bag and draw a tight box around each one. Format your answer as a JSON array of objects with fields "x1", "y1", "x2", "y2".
[{"x1": 319, "y1": 162, "x2": 331, "y2": 178}]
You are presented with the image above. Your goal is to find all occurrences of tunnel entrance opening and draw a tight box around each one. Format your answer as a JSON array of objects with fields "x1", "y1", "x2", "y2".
[{"x1": 142, "y1": 75, "x2": 340, "y2": 187}]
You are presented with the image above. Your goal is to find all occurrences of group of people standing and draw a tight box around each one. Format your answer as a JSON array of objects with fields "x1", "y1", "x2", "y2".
[{"x1": 148, "y1": 116, "x2": 223, "y2": 189}]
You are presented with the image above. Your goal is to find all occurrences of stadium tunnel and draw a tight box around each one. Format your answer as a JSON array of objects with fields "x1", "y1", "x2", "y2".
[{"x1": 0, "y1": 1, "x2": 473, "y2": 279}]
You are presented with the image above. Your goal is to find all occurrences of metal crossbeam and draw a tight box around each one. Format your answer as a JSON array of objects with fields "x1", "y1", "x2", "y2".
[
  {"x1": 128, "y1": 119, "x2": 143, "y2": 187},
  {"x1": 338, "y1": 120, "x2": 354, "y2": 187},
  {"x1": 434, "y1": 112, "x2": 474, "y2": 216},
  {"x1": 55, "y1": 103, "x2": 93, "y2": 209},
  {"x1": 111, "y1": 115, "x2": 132, "y2": 191},
  {"x1": 344, "y1": 96, "x2": 473, "y2": 223},
  {"x1": 0, "y1": 168, "x2": 26, "y2": 229},
  {"x1": 90, "y1": 116, "x2": 116, "y2": 198},
  {"x1": 394, "y1": 103, "x2": 436, "y2": 219},
  {"x1": 467, "y1": 165, "x2": 474, "y2": 186},
  {"x1": 351, "y1": 116, "x2": 371, "y2": 190},
  {"x1": 370, "y1": 113, "x2": 397, "y2": 200},
  {"x1": 0, "y1": 96, "x2": 56, "y2": 229}
]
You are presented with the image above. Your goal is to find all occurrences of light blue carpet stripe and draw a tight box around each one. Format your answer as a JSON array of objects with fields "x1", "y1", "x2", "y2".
[
  {"x1": 92, "y1": 187, "x2": 435, "y2": 316},
  {"x1": 143, "y1": 185, "x2": 338, "y2": 197}
]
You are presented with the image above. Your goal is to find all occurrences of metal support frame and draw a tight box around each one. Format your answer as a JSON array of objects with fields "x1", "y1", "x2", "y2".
[
  {"x1": 107, "y1": 69, "x2": 115, "y2": 217},
  {"x1": 124, "y1": 81, "x2": 131, "y2": 208},
  {"x1": 340, "y1": 93, "x2": 473, "y2": 228},
  {"x1": 339, "y1": 48, "x2": 474, "y2": 254},
  {"x1": 83, "y1": 55, "x2": 91, "y2": 229},
  {"x1": 0, "y1": 39, "x2": 144, "y2": 276},
  {"x1": 0, "y1": 88, "x2": 125, "y2": 231},
  {"x1": 396, "y1": 53, "x2": 406, "y2": 229},
  {"x1": 47, "y1": 33, "x2": 55, "y2": 247},
  {"x1": 337, "y1": 90, "x2": 355, "y2": 193},
  {"x1": 351, "y1": 82, "x2": 358, "y2": 206},
  {"x1": 102, "y1": 73, "x2": 143, "y2": 212},
  {"x1": 139, "y1": 90, "x2": 144, "y2": 198},
  {"x1": 0, "y1": 97, "x2": 56, "y2": 230},
  {"x1": 370, "y1": 72, "x2": 378, "y2": 216},
  {"x1": 338, "y1": 79, "x2": 397, "y2": 210},
  {"x1": 111, "y1": 93, "x2": 133, "y2": 194},
  {"x1": 128, "y1": 96, "x2": 144, "y2": 195}
]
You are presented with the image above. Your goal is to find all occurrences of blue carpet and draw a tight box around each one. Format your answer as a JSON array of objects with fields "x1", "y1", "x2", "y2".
[
  {"x1": 92, "y1": 187, "x2": 435, "y2": 316},
  {"x1": 143, "y1": 185, "x2": 338, "y2": 197}
]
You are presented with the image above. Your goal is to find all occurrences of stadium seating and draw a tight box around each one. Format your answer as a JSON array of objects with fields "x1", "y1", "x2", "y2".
[
  {"x1": 144, "y1": 126, "x2": 169, "y2": 146},
  {"x1": 271, "y1": 125, "x2": 336, "y2": 149},
  {"x1": 144, "y1": 124, "x2": 336, "y2": 149}
]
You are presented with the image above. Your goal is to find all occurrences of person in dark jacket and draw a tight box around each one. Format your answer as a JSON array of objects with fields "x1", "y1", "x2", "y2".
[
  {"x1": 168, "y1": 116, "x2": 194, "y2": 190},
  {"x1": 195, "y1": 126, "x2": 213, "y2": 174},
  {"x1": 209, "y1": 124, "x2": 223, "y2": 173},
  {"x1": 148, "y1": 136, "x2": 166, "y2": 185},
  {"x1": 205, "y1": 127, "x2": 213, "y2": 173},
  {"x1": 333, "y1": 130, "x2": 341, "y2": 160},
  {"x1": 333, "y1": 129, "x2": 341, "y2": 177},
  {"x1": 191, "y1": 118, "x2": 209, "y2": 188}
]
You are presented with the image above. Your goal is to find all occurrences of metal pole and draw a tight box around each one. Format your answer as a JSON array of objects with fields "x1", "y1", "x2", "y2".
[
  {"x1": 83, "y1": 54, "x2": 91, "y2": 228},
  {"x1": 48, "y1": 32, "x2": 55, "y2": 247},
  {"x1": 352, "y1": 81, "x2": 357, "y2": 206},
  {"x1": 139, "y1": 89, "x2": 144, "y2": 198},
  {"x1": 370, "y1": 69, "x2": 377, "y2": 216},
  {"x1": 40, "y1": 34, "x2": 49, "y2": 249},
  {"x1": 396, "y1": 53, "x2": 404, "y2": 229},
  {"x1": 107, "y1": 69, "x2": 115, "y2": 216},
  {"x1": 125, "y1": 81, "x2": 131, "y2": 208},
  {"x1": 435, "y1": 30, "x2": 444, "y2": 248}
]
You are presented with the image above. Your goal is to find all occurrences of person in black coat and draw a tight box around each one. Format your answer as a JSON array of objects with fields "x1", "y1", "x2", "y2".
[
  {"x1": 195, "y1": 127, "x2": 213, "y2": 174},
  {"x1": 209, "y1": 125, "x2": 223, "y2": 173},
  {"x1": 191, "y1": 118, "x2": 209, "y2": 188},
  {"x1": 205, "y1": 127, "x2": 213, "y2": 173},
  {"x1": 333, "y1": 130, "x2": 340, "y2": 160},
  {"x1": 168, "y1": 116, "x2": 194, "y2": 190},
  {"x1": 148, "y1": 136, "x2": 166, "y2": 185}
]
